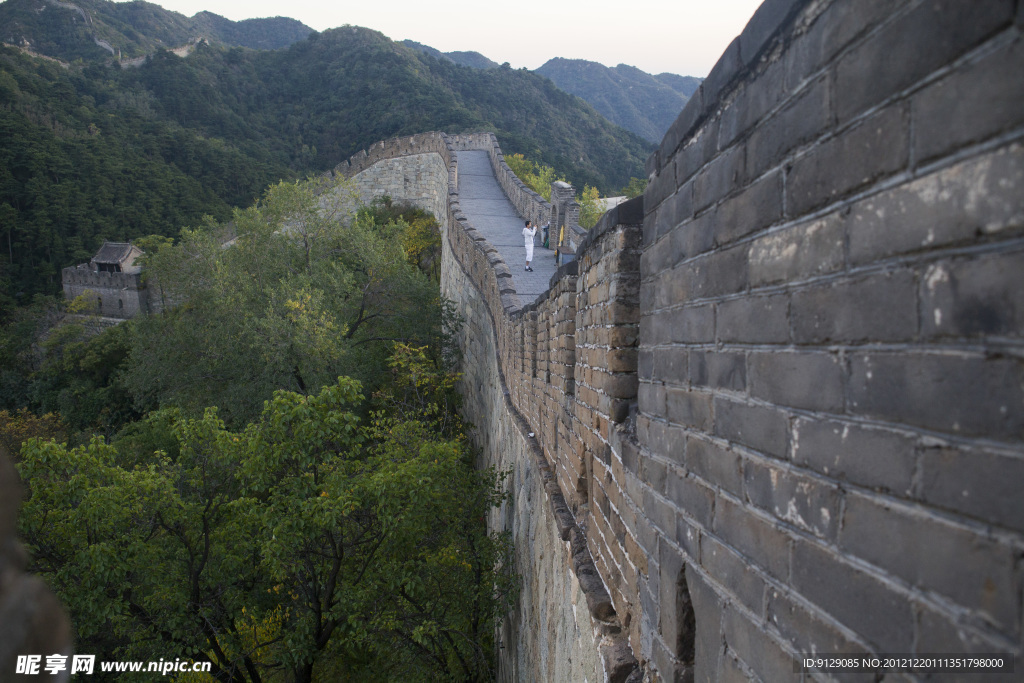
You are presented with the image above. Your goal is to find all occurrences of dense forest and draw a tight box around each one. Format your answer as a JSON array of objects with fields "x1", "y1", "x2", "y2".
[
  {"x1": 536, "y1": 58, "x2": 701, "y2": 143},
  {"x1": 7, "y1": 177, "x2": 517, "y2": 681},
  {"x1": 0, "y1": 0, "x2": 651, "y2": 302},
  {"x1": 0, "y1": 0, "x2": 314, "y2": 59}
]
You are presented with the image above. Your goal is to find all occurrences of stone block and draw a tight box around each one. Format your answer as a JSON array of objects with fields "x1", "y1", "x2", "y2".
[
  {"x1": 919, "y1": 251, "x2": 1024, "y2": 339},
  {"x1": 638, "y1": 383, "x2": 666, "y2": 420},
  {"x1": 642, "y1": 242, "x2": 679, "y2": 284},
  {"x1": 848, "y1": 352, "x2": 1024, "y2": 439},
  {"x1": 914, "y1": 38, "x2": 1024, "y2": 164},
  {"x1": 689, "y1": 351, "x2": 746, "y2": 392},
  {"x1": 791, "y1": 269, "x2": 918, "y2": 343},
  {"x1": 714, "y1": 171, "x2": 783, "y2": 247},
  {"x1": 748, "y1": 351, "x2": 843, "y2": 413},
  {"x1": 644, "y1": 488, "x2": 680, "y2": 539},
  {"x1": 718, "y1": 56, "x2": 787, "y2": 149},
  {"x1": 685, "y1": 436, "x2": 743, "y2": 497},
  {"x1": 918, "y1": 445, "x2": 1024, "y2": 532},
  {"x1": 690, "y1": 246, "x2": 749, "y2": 300},
  {"x1": 667, "y1": 304, "x2": 716, "y2": 345},
  {"x1": 747, "y1": 212, "x2": 844, "y2": 286},
  {"x1": 660, "y1": 87, "x2": 704, "y2": 169},
  {"x1": 601, "y1": 637, "x2": 640, "y2": 683},
  {"x1": 686, "y1": 567, "x2": 724, "y2": 683},
  {"x1": 659, "y1": 542, "x2": 688, "y2": 654},
  {"x1": 742, "y1": 457, "x2": 841, "y2": 540},
  {"x1": 765, "y1": 588, "x2": 868, "y2": 663},
  {"x1": 675, "y1": 513, "x2": 701, "y2": 561},
  {"x1": 666, "y1": 389, "x2": 713, "y2": 431},
  {"x1": 700, "y1": 533, "x2": 766, "y2": 616},
  {"x1": 668, "y1": 212, "x2": 717, "y2": 267},
  {"x1": 713, "y1": 397, "x2": 789, "y2": 460},
  {"x1": 840, "y1": 491, "x2": 1019, "y2": 632},
  {"x1": 640, "y1": 454, "x2": 669, "y2": 495},
  {"x1": 854, "y1": 145, "x2": 1024, "y2": 266},
  {"x1": 701, "y1": 38, "x2": 742, "y2": 117},
  {"x1": 791, "y1": 417, "x2": 915, "y2": 495},
  {"x1": 738, "y1": 0, "x2": 805, "y2": 65},
  {"x1": 694, "y1": 146, "x2": 746, "y2": 213},
  {"x1": 790, "y1": 536, "x2": 915, "y2": 651},
  {"x1": 665, "y1": 469, "x2": 715, "y2": 529},
  {"x1": 916, "y1": 601, "x2": 1017, "y2": 655},
  {"x1": 721, "y1": 604, "x2": 796, "y2": 683},
  {"x1": 834, "y1": 0, "x2": 1014, "y2": 124},
  {"x1": 787, "y1": 103, "x2": 909, "y2": 216},
  {"x1": 647, "y1": 171, "x2": 676, "y2": 227},
  {"x1": 746, "y1": 73, "x2": 831, "y2": 179},
  {"x1": 653, "y1": 347, "x2": 689, "y2": 387},
  {"x1": 782, "y1": 0, "x2": 903, "y2": 90},
  {"x1": 716, "y1": 294, "x2": 789, "y2": 344},
  {"x1": 654, "y1": 182, "x2": 696, "y2": 243},
  {"x1": 716, "y1": 652, "x2": 750, "y2": 683},
  {"x1": 712, "y1": 496, "x2": 790, "y2": 580},
  {"x1": 639, "y1": 349, "x2": 654, "y2": 381}
]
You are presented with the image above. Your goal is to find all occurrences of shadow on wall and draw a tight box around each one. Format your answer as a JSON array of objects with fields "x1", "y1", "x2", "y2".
[{"x1": 0, "y1": 445, "x2": 73, "y2": 681}]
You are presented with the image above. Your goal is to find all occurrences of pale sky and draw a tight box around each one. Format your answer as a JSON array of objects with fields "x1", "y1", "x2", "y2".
[{"x1": 128, "y1": 0, "x2": 764, "y2": 77}]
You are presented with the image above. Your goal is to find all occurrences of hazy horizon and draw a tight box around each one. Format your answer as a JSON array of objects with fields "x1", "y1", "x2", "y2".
[{"x1": 106, "y1": 0, "x2": 764, "y2": 77}]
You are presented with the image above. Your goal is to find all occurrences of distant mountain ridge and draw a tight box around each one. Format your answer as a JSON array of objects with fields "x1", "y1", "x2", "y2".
[
  {"x1": 535, "y1": 58, "x2": 702, "y2": 143},
  {"x1": 0, "y1": 0, "x2": 312, "y2": 60},
  {"x1": 402, "y1": 40, "x2": 498, "y2": 70},
  {"x1": 403, "y1": 39, "x2": 702, "y2": 144}
]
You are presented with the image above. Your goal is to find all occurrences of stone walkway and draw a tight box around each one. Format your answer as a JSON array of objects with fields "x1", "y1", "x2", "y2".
[{"x1": 456, "y1": 150, "x2": 557, "y2": 304}]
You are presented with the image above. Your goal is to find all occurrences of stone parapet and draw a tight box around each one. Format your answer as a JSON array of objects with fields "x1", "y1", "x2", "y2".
[
  {"x1": 337, "y1": 130, "x2": 641, "y2": 680},
  {"x1": 639, "y1": 0, "x2": 1024, "y2": 680}
]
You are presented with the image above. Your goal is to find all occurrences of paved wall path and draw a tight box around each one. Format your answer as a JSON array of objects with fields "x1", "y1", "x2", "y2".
[{"x1": 456, "y1": 150, "x2": 556, "y2": 303}]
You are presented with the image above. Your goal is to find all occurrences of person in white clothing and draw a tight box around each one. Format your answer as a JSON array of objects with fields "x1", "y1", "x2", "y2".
[{"x1": 523, "y1": 220, "x2": 537, "y2": 271}]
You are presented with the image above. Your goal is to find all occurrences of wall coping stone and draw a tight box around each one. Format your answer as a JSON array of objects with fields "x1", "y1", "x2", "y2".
[{"x1": 649, "y1": 0, "x2": 812, "y2": 175}]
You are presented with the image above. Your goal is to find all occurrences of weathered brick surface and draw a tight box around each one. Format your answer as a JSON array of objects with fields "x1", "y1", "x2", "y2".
[{"x1": 635, "y1": 0, "x2": 1024, "y2": 680}]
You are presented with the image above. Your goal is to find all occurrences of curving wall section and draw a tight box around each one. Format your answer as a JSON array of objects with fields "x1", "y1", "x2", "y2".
[{"x1": 335, "y1": 0, "x2": 1024, "y2": 680}]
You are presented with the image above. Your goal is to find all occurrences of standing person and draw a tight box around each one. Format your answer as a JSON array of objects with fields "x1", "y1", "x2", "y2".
[{"x1": 523, "y1": 220, "x2": 537, "y2": 272}]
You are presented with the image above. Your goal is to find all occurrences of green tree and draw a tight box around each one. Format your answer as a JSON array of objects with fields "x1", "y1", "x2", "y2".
[
  {"x1": 124, "y1": 176, "x2": 446, "y2": 427},
  {"x1": 577, "y1": 184, "x2": 604, "y2": 229},
  {"x1": 18, "y1": 367, "x2": 515, "y2": 682},
  {"x1": 621, "y1": 176, "x2": 647, "y2": 199},
  {"x1": 504, "y1": 153, "x2": 563, "y2": 201}
]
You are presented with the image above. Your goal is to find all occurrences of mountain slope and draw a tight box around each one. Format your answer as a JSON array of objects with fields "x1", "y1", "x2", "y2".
[
  {"x1": 402, "y1": 40, "x2": 498, "y2": 69},
  {"x1": 0, "y1": 0, "x2": 313, "y2": 60},
  {"x1": 536, "y1": 58, "x2": 701, "y2": 143},
  {"x1": 0, "y1": 25, "x2": 651, "y2": 299}
]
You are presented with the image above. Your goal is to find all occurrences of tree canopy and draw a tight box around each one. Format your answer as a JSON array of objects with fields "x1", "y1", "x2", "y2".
[
  {"x1": 19, "y1": 357, "x2": 516, "y2": 681},
  {"x1": 124, "y1": 177, "x2": 448, "y2": 427}
]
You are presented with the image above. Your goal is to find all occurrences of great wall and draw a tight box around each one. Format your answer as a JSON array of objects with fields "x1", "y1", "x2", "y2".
[{"x1": 2, "y1": 0, "x2": 1023, "y2": 680}]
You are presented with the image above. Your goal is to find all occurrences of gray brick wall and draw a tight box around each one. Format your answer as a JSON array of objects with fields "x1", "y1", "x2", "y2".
[{"x1": 640, "y1": 0, "x2": 1024, "y2": 680}]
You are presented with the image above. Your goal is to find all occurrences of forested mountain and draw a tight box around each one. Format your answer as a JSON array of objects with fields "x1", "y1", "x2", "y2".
[
  {"x1": 402, "y1": 39, "x2": 498, "y2": 69},
  {"x1": 402, "y1": 39, "x2": 703, "y2": 144},
  {"x1": 0, "y1": 0, "x2": 312, "y2": 60},
  {"x1": 536, "y1": 58, "x2": 702, "y2": 143},
  {"x1": 0, "y1": 14, "x2": 651, "y2": 301}
]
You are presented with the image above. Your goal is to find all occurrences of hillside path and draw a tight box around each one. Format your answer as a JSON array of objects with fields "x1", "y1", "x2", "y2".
[{"x1": 456, "y1": 150, "x2": 556, "y2": 304}]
